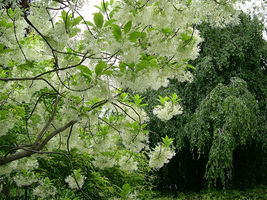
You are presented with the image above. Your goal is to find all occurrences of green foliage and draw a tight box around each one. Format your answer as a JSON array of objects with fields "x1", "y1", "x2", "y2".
[
  {"x1": 143, "y1": 12, "x2": 266, "y2": 190},
  {"x1": 0, "y1": 151, "x2": 155, "y2": 200},
  {"x1": 185, "y1": 78, "x2": 259, "y2": 185},
  {"x1": 162, "y1": 136, "x2": 174, "y2": 148}
]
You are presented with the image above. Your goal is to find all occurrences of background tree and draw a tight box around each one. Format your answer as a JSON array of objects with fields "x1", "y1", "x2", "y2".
[{"x1": 144, "y1": 12, "x2": 266, "y2": 191}]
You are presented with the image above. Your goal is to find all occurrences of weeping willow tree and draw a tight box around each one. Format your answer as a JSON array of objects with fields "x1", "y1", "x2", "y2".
[{"x1": 185, "y1": 77, "x2": 259, "y2": 186}]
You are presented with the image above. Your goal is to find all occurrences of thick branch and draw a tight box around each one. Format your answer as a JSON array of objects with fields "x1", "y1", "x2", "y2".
[{"x1": 0, "y1": 120, "x2": 77, "y2": 166}]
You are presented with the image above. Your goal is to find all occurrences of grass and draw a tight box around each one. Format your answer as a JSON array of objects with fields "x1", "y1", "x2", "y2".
[{"x1": 151, "y1": 185, "x2": 267, "y2": 200}]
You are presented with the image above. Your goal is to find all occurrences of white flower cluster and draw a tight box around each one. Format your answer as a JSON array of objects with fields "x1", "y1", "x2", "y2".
[
  {"x1": 65, "y1": 170, "x2": 86, "y2": 189},
  {"x1": 93, "y1": 153, "x2": 117, "y2": 170},
  {"x1": 112, "y1": 190, "x2": 139, "y2": 200},
  {"x1": 33, "y1": 179, "x2": 57, "y2": 199},
  {"x1": 116, "y1": 68, "x2": 168, "y2": 92},
  {"x1": 121, "y1": 130, "x2": 149, "y2": 153},
  {"x1": 0, "y1": 160, "x2": 18, "y2": 176},
  {"x1": 13, "y1": 171, "x2": 38, "y2": 187},
  {"x1": 0, "y1": 157, "x2": 38, "y2": 176},
  {"x1": 0, "y1": 114, "x2": 16, "y2": 137},
  {"x1": 90, "y1": 134, "x2": 116, "y2": 153},
  {"x1": 124, "y1": 105, "x2": 150, "y2": 123},
  {"x1": 118, "y1": 155, "x2": 138, "y2": 171},
  {"x1": 127, "y1": 191, "x2": 139, "y2": 200},
  {"x1": 0, "y1": 0, "x2": 21, "y2": 9},
  {"x1": 149, "y1": 145, "x2": 176, "y2": 169},
  {"x1": 153, "y1": 101, "x2": 183, "y2": 121},
  {"x1": 116, "y1": 66, "x2": 195, "y2": 92},
  {"x1": 174, "y1": 70, "x2": 194, "y2": 83},
  {"x1": 21, "y1": 158, "x2": 39, "y2": 171}
]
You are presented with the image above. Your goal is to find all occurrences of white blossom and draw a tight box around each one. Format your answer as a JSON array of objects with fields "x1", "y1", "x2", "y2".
[
  {"x1": 153, "y1": 101, "x2": 183, "y2": 121},
  {"x1": 33, "y1": 179, "x2": 57, "y2": 199},
  {"x1": 93, "y1": 154, "x2": 117, "y2": 170},
  {"x1": 118, "y1": 155, "x2": 138, "y2": 171},
  {"x1": 13, "y1": 172, "x2": 38, "y2": 187},
  {"x1": 65, "y1": 170, "x2": 86, "y2": 190},
  {"x1": 149, "y1": 145, "x2": 176, "y2": 169}
]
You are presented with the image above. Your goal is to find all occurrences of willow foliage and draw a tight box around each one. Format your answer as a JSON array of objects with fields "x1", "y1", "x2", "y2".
[{"x1": 185, "y1": 78, "x2": 259, "y2": 186}]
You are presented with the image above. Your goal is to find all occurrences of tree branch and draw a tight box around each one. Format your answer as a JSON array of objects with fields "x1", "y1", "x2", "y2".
[{"x1": 0, "y1": 120, "x2": 77, "y2": 166}]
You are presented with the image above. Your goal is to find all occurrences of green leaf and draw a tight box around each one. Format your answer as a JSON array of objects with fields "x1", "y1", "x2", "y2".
[
  {"x1": 77, "y1": 65, "x2": 92, "y2": 81},
  {"x1": 103, "y1": 70, "x2": 113, "y2": 76},
  {"x1": 69, "y1": 27, "x2": 80, "y2": 37},
  {"x1": 122, "y1": 183, "x2": 131, "y2": 192},
  {"x1": 94, "y1": 5, "x2": 103, "y2": 12},
  {"x1": 112, "y1": 24, "x2": 122, "y2": 40},
  {"x1": 0, "y1": 19, "x2": 13, "y2": 29},
  {"x1": 95, "y1": 61, "x2": 107, "y2": 76},
  {"x1": 83, "y1": 21, "x2": 94, "y2": 26},
  {"x1": 72, "y1": 16, "x2": 82, "y2": 26},
  {"x1": 101, "y1": 1, "x2": 109, "y2": 11},
  {"x1": 162, "y1": 135, "x2": 174, "y2": 147},
  {"x1": 129, "y1": 31, "x2": 140, "y2": 42},
  {"x1": 8, "y1": 8, "x2": 15, "y2": 18},
  {"x1": 136, "y1": 60, "x2": 149, "y2": 72},
  {"x1": 93, "y1": 13, "x2": 104, "y2": 28},
  {"x1": 161, "y1": 27, "x2": 172, "y2": 34},
  {"x1": 104, "y1": 19, "x2": 117, "y2": 27},
  {"x1": 180, "y1": 33, "x2": 192, "y2": 42},
  {"x1": 187, "y1": 0, "x2": 192, "y2": 6},
  {"x1": 119, "y1": 62, "x2": 126, "y2": 72},
  {"x1": 172, "y1": 93, "x2": 178, "y2": 101},
  {"x1": 109, "y1": 9, "x2": 117, "y2": 18},
  {"x1": 140, "y1": 32, "x2": 147, "y2": 38},
  {"x1": 6, "y1": 22, "x2": 13, "y2": 29},
  {"x1": 121, "y1": 183, "x2": 131, "y2": 196},
  {"x1": 186, "y1": 64, "x2": 195, "y2": 70},
  {"x1": 17, "y1": 61, "x2": 35, "y2": 70},
  {"x1": 0, "y1": 44, "x2": 5, "y2": 52},
  {"x1": 60, "y1": 10, "x2": 66, "y2": 19},
  {"x1": 60, "y1": 10, "x2": 72, "y2": 30},
  {"x1": 124, "y1": 21, "x2": 132, "y2": 34},
  {"x1": 120, "y1": 92, "x2": 128, "y2": 100},
  {"x1": 158, "y1": 95, "x2": 169, "y2": 105}
]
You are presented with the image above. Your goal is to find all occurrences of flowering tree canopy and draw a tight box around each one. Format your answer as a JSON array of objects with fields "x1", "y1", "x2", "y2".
[{"x1": 0, "y1": 0, "x2": 246, "y2": 198}]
